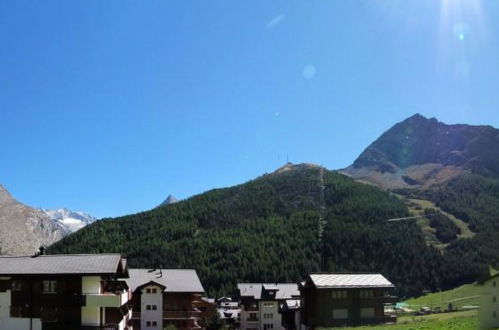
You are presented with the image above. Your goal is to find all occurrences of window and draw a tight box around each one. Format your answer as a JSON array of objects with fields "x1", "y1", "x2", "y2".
[
  {"x1": 146, "y1": 321, "x2": 151, "y2": 326},
  {"x1": 146, "y1": 305, "x2": 151, "y2": 310},
  {"x1": 263, "y1": 301, "x2": 274, "y2": 307},
  {"x1": 332, "y1": 308, "x2": 348, "y2": 319},
  {"x1": 360, "y1": 290, "x2": 374, "y2": 299},
  {"x1": 331, "y1": 290, "x2": 347, "y2": 299},
  {"x1": 152, "y1": 305, "x2": 157, "y2": 310},
  {"x1": 263, "y1": 313, "x2": 273, "y2": 319},
  {"x1": 360, "y1": 307, "x2": 375, "y2": 319},
  {"x1": 42, "y1": 280, "x2": 57, "y2": 294},
  {"x1": 152, "y1": 288, "x2": 157, "y2": 293},
  {"x1": 493, "y1": 296, "x2": 497, "y2": 303},
  {"x1": 263, "y1": 324, "x2": 274, "y2": 329},
  {"x1": 146, "y1": 288, "x2": 151, "y2": 293},
  {"x1": 494, "y1": 311, "x2": 497, "y2": 318},
  {"x1": 494, "y1": 281, "x2": 497, "y2": 288},
  {"x1": 11, "y1": 280, "x2": 22, "y2": 291},
  {"x1": 152, "y1": 321, "x2": 157, "y2": 326}
]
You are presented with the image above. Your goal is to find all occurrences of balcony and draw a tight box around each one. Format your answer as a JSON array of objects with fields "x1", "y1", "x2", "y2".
[
  {"x1": 164, "y1": 309, "x2": 202, "y2": 319},
  {"x1": 86, "y1": 290, "x2": 130, "y2": 307},
  {"x1": 360, "y1": 295, "x2": 398, "y2": 305}
]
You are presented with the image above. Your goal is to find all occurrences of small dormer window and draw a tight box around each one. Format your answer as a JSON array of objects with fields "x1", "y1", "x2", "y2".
[
  {"x1": 146, "y1": 288, "x2": 151, "y2": 294},
  {"x1": 152, "y1": 288, "x2": 157, "y2": 294}
]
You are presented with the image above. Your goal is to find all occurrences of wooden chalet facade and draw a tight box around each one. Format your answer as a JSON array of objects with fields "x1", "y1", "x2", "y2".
[
  {"x1": 195, "y1": 297, "x2": 217, "y2": 328},
  {"x1": 299, "y1": 273, "x2": 396, "y2": 329},
  {"x1": 0, "y1": 253, "x2": 132, "y2": 330},
  {"x1": 126, "y1": 268, "x2": 205, "y2": 330}
]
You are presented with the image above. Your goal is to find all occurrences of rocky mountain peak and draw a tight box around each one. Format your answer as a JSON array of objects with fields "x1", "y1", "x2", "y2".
[
  {"x1": 0, "y1": 184, "x2": 15, "y2": 205},
  {"x1": 160, "y1": 195, "x2": 178, "y2": 206},
  {"x1": 352, "y1": 114, "x2": 499, "y2": 175}
]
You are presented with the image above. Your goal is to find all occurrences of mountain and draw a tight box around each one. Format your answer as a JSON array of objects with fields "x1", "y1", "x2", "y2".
[
  {"x1": 158, "y1": 195, "x2": 178, "y2": 207},
  {"x1": 344, "y1": 114, "x2": 499, "y2": 189},
  {"x1": 0, "y1": 185, "x2": 66, "y2": 256},
  {"x1": 344, "y1": 114, "x2": 499, "y2": 291},
  {"x1": 49, "y1": 163, "x2": 480, "y2": 298},
  {"x1": 43, "y1": 208, "x2": 96, "y2": 232}
]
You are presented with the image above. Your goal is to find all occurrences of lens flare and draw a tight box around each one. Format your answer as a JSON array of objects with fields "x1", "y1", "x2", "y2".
[{"x1": 438, "y1": 0, "x2": 487, "y2": 82}]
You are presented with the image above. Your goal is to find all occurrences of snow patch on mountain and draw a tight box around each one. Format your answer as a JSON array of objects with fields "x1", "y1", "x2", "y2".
[{"x1": 43, "y1": 208, "x2": 96, "y2": 233}]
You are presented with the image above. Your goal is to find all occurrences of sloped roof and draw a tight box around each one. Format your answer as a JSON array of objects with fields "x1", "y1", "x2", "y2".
[
  {"x1": 127, "y1": 269, "x2": 204, "y2": 293},
  {"x1": 0, "y1": 254, "x2": 125, "y2": 276},
  {"x1": 238, "y1": 283, "x2": 300, "y2": 300},
  {"x1": 308, "y1": 273, "x2": 394, "y2": 289}
]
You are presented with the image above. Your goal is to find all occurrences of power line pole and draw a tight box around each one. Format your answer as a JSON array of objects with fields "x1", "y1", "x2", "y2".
[{"x1": 318, "y1": 165, "x2": 326, "y2": 272}]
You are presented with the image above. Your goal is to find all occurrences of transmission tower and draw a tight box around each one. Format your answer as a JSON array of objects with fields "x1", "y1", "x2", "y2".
[{"x1": 318, "y1": 165, "x2": 327, "y2": 272}]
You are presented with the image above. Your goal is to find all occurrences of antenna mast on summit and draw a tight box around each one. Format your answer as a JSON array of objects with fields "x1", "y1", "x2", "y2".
[{"x1": 318, "y1": 165, "x2": 326, "y2": 272}]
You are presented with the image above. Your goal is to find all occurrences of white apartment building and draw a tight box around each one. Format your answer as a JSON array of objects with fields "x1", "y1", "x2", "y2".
[{"x1": 238, "y1": 283, "x2": 300, "y2": 330}]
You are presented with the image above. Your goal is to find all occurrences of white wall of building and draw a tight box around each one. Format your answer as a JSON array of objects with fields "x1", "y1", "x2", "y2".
[
  {"x1": 81, "y1": 306, "x2": 101, "y2": 326},
  {"x1": 0, "y1": 290, "x2": 42, "y2": 330},
  {"x1": 480, "y1": 277, "x2": 499, "y2": 329},
  {"x1": 259, "y1": 300, "x2": 283, "y2": 330},
  {"x1": 141, "y1": 284, "x2": 163, "y2": 330},
  {"x1": 81, "y1": 276, "x2": 102, "y2": 326},
  {"x1": 82, "y1": 276, "x2": 101, "y2": 294},
  {"x1": 240, "y1": 300, "x2": 285, "y2": 330}
]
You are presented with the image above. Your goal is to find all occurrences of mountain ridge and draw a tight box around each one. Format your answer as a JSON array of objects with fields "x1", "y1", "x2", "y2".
[
  {"x1": 344, "y1": 114, "x2": 499, "y2": 189},
  {"x1": 0, "y1": 185, "x2": 66, "y2": 256},
  {"x1": 49, "y1": 163, "x2": 480, "y2": 297},
  {"x1": 43, "y1": 208, "x2": 96, "y2": 233},
  {"x1": 0, "y1": 185, "x2": 96, "y2": 255}
]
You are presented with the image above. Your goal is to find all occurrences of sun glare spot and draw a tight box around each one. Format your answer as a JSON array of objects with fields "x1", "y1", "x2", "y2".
[
  {"x1": 437, "y1": 0, "x2": 487, "y2": 84},
  {"x1": 302, "y1": 64, "x2": 316, "y2": 80}
]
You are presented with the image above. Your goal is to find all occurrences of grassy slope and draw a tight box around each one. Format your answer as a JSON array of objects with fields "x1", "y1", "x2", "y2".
[
  {"x1": 404, "y1": 283, "x2": 481, "y2": 311},
  {"x1": 321, "y1": 310, "x2": 477, "y2": 330},
  {"x1": 408, "y1": 199, "x2": 475, "y2": 239}
]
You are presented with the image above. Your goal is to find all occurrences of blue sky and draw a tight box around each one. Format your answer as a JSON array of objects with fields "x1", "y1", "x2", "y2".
[{"x1": 1, "y1": 0, "x2": 499, "y2": 218}]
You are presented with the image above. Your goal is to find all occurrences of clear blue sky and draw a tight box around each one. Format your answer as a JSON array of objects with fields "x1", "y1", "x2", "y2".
[{"x1": 1, "y1": 0, "x2": 499, "y2": 218}]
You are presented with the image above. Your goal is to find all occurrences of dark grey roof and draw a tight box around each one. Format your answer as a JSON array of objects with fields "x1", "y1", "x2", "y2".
[
  {"x1": 0, "y1": 254, "x2": 124, "y2": 275},
  {"x1": 238, "y1": 283, "x2": 300, "y2": 300},
  {"x1": 127, "y1": 268, "x2": 205, "y2": 293},
  {"x1": 309, "y1": 273, "x2": 394, "y2": 289}
]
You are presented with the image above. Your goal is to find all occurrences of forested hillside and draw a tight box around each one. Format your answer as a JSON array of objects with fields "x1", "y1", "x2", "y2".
[
  {"x1": 398, "y1": 173, "x2": 499, "y2": 281},
  {"x1": 49, "y1": 164, "x2": 485, "y2": 298}
]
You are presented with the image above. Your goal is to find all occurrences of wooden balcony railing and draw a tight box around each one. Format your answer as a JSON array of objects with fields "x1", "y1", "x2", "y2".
[
  {"x1": 80, "y1": 325, "x2": 120, "y2": 330},
  {"x1": 163, "y1": 310, "x2": 202, "y2": 319}
]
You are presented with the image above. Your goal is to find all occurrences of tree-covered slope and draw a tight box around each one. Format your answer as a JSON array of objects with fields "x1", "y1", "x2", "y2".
[
  {"x1": 49, "y1": 164, "x2": 484, "y2": 297},
  {"x1": 398, "y1": 173, "x2": 499, "y2": 278}
]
